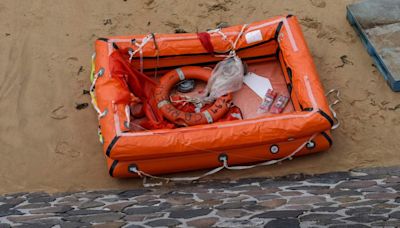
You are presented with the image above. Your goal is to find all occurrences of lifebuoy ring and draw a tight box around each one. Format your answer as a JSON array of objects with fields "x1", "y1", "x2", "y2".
[{"x1": 154, "y1": 66, "x2": 232, "y2": 126}]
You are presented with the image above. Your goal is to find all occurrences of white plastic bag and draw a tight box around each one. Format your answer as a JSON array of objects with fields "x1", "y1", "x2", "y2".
[{"x1": 203, "y1": 56, "x2": 244, "y2": 101}]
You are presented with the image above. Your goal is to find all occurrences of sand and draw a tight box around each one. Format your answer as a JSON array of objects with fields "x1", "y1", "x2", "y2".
[{"x1": 1, "y1": 0, "x2": 400, "y2": 194}]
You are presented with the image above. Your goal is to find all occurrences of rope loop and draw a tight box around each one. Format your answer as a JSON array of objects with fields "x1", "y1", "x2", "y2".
[{"x1": 325, "y1": 89, "x2": 341, "y2": 130}]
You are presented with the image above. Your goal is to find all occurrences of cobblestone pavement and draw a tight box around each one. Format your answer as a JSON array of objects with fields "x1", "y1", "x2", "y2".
[{"x1": 0, "y1": 166, "x2": 400, "y2": 227}]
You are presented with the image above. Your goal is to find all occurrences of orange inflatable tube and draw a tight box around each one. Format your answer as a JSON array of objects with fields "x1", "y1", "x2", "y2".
[{"x1": 91, "y1": 15, "x2": 335, "y2": 178}]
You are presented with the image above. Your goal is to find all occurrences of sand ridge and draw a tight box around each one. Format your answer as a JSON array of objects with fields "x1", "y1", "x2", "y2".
[{"x1": 0, "y1": 0, "x2": 400, "y2": 194}]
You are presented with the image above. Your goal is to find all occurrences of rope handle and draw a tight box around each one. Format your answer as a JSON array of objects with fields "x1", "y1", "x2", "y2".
[
  {"x1": 325, "y1": 89, "x2": 341, "y2": 130},
  {"x1": 89, "y1": 53, "x2": 108, "y2": 119}
]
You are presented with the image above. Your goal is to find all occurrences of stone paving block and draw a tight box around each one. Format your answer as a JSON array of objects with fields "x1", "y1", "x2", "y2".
[
  {"x1": 68, "y1": 212, "x2": 124, "y2": 223},
  {"x1": 299, "y1": 213, "x2": 341, "y2": 221},
  {"x1": 0, "y1": 209, "x2": 23, "y2": 217},
  {"x1": 105, "y1": 202, "x2": 135, "y2": 212},
  {"x1": 124, "y1": 225, "x2": 145, "y2": 228},
  {"x1": 311, "y1": 206, "x2": 344, "y2": 212},
  {"x1": 278, "y1": 191, "x2": 303, "y2": 197},
  {"x1": 215, "y1": 201, "x2": 256, "y2": 210},
  {"x1": 344, "y1": 214, "x2": 387, "y2": 223},
  {"x1": 335, "y1": 180, "x2": 376, "y2": 189},
  {"x1": 123, "y1": 202, "x2": 171, "y2": 215},
  {"x1": 118, "y1": 189, "x2": 151, "y2": 198},
  {"x1": 30, "y1": 205, "x2": 73, "y2": 214},
  {"x1": 264, "y1": 219, "x2": 300, "y2": 228},
  {"x1": 187, "y1": 217, "x2": 219, "y2": 227},
  {"x1": 7, "y1": 214, "x2": 50, "y2": 223},
  {"x1": 216, "y1": 209, "x2": 249, "y2": 218},
  {"x1": 92, "y1": 221, "x2": 126, "y2": 228},
  {"x1": 335, "y1": 196, "x2": 361, "y2": 203},
  {"x1": 145, "y1": 219, "x2": 181, "y2": 227},
  {"x1": 66, "y1": 209, "x2": 106, "y2": 216},
  {"x1": 169, "y1": 208, "x2": 212, "y2": 219},
  {"x1": 330, "y1": 190, "x2": 362, "y2": 197},
  {"x1": 259, "y1": 199, "x2": 287, "y2": 209},
  {"x1": 365, "y1": 192, "x2": 399, "y2": 200},
  {"x1": 27, "y1": 196, "x2": 56, "y2": 204},
  {"x1": 345, "y1": 207, "x2": 391, "y2": 216},
  {"x1": 251, "y1": 210, "x2": 305, "y2": 219},
  {"x1": 78, "y1": 201, "x2": 105, "y2": 209},
  {"x1": 330, "y1": 224, "x2": 369, "y2": 228},
  {"x1": 372, "y1": 220, "x2": 400, "y2": 227},
  {"x1": 15, "y1": 203, "x2": 50, "y2": 209},
  {"x1": 390, "y1": 211, "x2": 400, "y2": 219},
  {"x1": 288, "y1": 196, "x2": 326, "y2": 204}
]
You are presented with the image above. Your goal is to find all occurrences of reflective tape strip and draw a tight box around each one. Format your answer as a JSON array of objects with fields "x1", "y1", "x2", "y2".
[
  {"x1": 203, "y1": 110, "x2": 213, "y2": 123},
  {"x1": 176, "y1": 68, "x2": 185, "y2": 80},
  {"x1": 157, "y1": 100, "x2": 170, "y2": 109}
]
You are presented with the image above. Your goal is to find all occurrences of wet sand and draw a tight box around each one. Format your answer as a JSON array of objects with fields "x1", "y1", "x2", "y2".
[{"x1": 1, "y1": 0, "x2": 400, "y2": 194}]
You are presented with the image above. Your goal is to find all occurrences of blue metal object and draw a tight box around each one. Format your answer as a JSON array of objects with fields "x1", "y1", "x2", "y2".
[{"x1": 347, "y1": 0, "x2": 400, "y2": 91}]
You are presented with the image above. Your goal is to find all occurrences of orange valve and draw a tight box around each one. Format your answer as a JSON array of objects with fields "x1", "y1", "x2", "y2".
[{"x1": 154, "y1": 66, "x2": 232, "y2": 126}]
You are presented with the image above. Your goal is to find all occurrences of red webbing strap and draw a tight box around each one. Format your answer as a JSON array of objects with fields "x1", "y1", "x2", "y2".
[{"x1": 197, "y1": 32, "x2": 214, "y2": 55}]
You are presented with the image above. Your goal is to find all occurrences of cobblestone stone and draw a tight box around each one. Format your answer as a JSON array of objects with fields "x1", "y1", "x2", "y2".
[
  {"x1": 169, "y1": 208, "x2": 212, "y2": 219},
  {"x1": 187, "y1": 217, "x2": 219, "y2": 227},
  {"x1": 145, "y1": 219, "x2": 181, "y2": 227},
  {"x1": 0, "y1": 166, "x2": 399, "y2": 227},
  {"x1": 288, "y1": 196, "x2": 326, "y2": 204},
  {"x1": 264, "y1": 219, "x2": 300, "y2": 228}
]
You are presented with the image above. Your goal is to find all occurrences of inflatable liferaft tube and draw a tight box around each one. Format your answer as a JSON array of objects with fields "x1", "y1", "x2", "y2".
[{"x1": 91, "y1": 15, "x2": 335, "y2": 178}]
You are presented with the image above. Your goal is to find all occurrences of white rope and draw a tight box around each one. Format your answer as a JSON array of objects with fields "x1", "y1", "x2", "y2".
[
  {"x1": 90, "y1": 68, "x2": 108, "y2": 119},
  {"x1": 129, "y1": 134, "x2": 317, "y2": 186},
  {"x1": 209, "y1": 24, "x2": 248, "y2": 58},
  {"x1": 223, "y1": 134, "x2": 317, "y2": 170},
  {"x1": 129, "y1": 34, "x2": 153, "y2": 73},
  {"x1": 325, "y1": 89, "x2": 341, "y2": 130}
]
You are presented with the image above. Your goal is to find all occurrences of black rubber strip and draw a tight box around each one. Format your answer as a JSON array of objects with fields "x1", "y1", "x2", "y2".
[
  {"x1": 320, "y1": 131, "x2": 333, "y2": 147},
  {"x1": 287, "y1": 67, "x2": 293, "y2": 82},
  {"x1": 287, "y1": 14, "x2": 293, "y2": 18},
  {"x1": 318, "y1": 109, "x2": 334, "y2": 127},
  {"x1": 275, "y1": 46, "x2": 281, "y2": 59},
  {"x1": 303, "y1": 107, "x2": 314, "y2": 111},
  {"x1": 97, "y1": 37, "x2": 109, "y2": 42},
  {"x1": 274, "y1": 21, "x2": 284, "y2": 40},
  {"x1": 112, "y1": 42, "x2": 119, "y2": 50},
  {"x1": 143, "y1": 54, "x2": 276, "y2": 73},
  {"x1": 131, "y1": 38, "x2": 276, "y2": 60},
  {"x1": 109, "y1": 160, "x2": 119, "y2": 177},
  {"x1": 287, "y1": 84, "x2": 292, "y2": 94},
  {"x1": 106, "y1": 136, "x2": 121, "y2": 157}
]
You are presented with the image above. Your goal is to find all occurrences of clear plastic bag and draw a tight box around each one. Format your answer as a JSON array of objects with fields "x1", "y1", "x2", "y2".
[{"x1": 203, "y1": 56, "x2": 244, "y2": 101}]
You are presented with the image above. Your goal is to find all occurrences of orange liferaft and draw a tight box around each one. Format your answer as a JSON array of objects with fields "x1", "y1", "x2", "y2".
[{"x1": 91, "y1": 15, "x2": 335, "y2": 178}]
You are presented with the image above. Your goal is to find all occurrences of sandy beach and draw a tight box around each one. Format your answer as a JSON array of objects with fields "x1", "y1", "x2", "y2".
[{"x1": 1, "y1": 0, "x2": 400, "y2": 194}]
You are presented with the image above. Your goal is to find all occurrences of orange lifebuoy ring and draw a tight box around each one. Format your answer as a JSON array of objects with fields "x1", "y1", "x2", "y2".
[{"x1": 154, "y1": 66, "x2": 232, "y2": 126}]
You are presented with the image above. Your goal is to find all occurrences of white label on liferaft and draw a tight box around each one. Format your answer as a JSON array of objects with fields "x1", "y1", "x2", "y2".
[{"x1": 245, "y1": 30, "x2": 263, "y2": 44}]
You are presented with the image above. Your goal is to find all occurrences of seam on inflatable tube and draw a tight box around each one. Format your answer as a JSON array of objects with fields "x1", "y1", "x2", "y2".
[
  {"x1": 318, "y1": 110, "x2": 334, "y2": 127},
  {"x1": 320, "y1": 131, "x2": 333, "y2": 147},
  {"x1": 274, "y1": 21, "x2": 284, "y2": 40},
  {"x1": 109, "y1": 160, "x2": 119, "y2": 177},
  {"x1": 106, "y1": 136, "x2": 121, "y2": 157},
  {"x1": 97, "y1": 38, "x2": 109, "y2": 42}
]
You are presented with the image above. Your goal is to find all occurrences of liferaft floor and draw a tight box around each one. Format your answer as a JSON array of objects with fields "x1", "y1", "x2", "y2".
[{"x1": 0, "y1": 166, "x2": 399, "y2": 227}]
